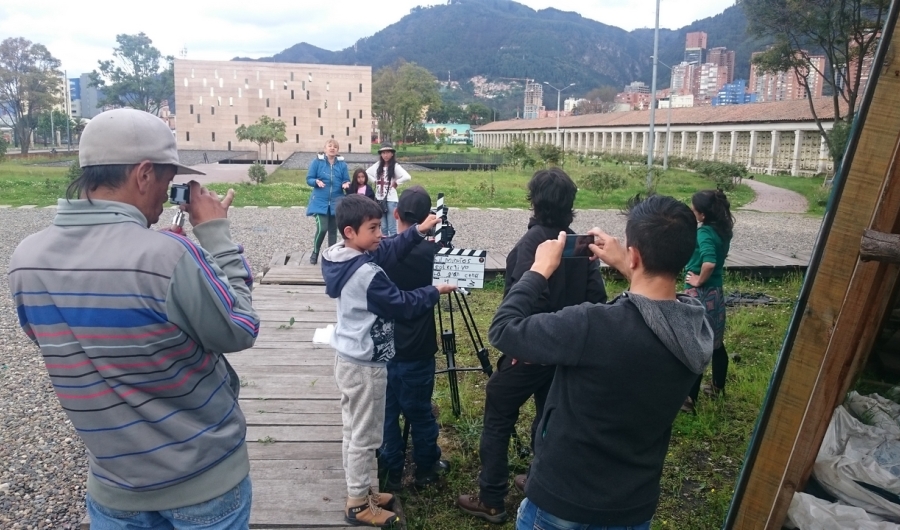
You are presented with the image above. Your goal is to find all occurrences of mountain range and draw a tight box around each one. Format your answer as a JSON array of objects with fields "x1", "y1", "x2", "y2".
[{"x1": 235, "y1": 0, "x2": 763, "y2": 109}]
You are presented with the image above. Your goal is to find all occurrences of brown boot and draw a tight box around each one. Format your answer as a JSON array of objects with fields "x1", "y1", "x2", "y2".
[
  {"x1": 368, "y1": 487, "x2": 395, "y2": 510},
  {"x1": 345, "y1": 494, "x2": 400, "y2": 527},
  {"x1": 456, "y1": 494, "x2": 507, "y2": 524}
]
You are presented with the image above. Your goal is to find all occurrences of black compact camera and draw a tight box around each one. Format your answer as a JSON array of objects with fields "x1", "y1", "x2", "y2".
[{"x1": 169, "y1": 184, "x2": 191, "y2": 205}]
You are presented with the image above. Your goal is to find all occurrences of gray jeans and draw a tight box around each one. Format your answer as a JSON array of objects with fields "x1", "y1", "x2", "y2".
[{"x1": 334, "y1": 356, "x2": 387, "y2": 498}]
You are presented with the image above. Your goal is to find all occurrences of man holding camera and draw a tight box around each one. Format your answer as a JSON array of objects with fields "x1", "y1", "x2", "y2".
[
  {"x1": 490, "y1": 195, "x2": 713, "y2": 530},
  {"x1": 8, "y1": 109, "x2": 260, "y2": 529}
]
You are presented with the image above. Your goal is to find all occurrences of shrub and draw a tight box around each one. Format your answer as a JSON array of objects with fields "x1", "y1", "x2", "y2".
[
  {"x1": 66, "y1": 160, "x2": 82, "y2": 181},
  {"x1": 580, "y1": 171, "x2": 627, "y2": 199},
  {"x1": 248, "y1": 162, "x2": 267, "y2": 184},
  {"x1": 693, "y1": 161, "x2": 747, "y2": 191},
  {"x1": 502, "y1": 140, "x2": 530, "y2": 168},
  {"x1": 534, "y1": 144, "x2": 564, "y2": 167}
]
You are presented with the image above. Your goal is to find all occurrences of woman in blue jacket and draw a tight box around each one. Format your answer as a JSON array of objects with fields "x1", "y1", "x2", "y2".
[{"x1": 307, "y1": 138, "x2": 350, "y2": 264}]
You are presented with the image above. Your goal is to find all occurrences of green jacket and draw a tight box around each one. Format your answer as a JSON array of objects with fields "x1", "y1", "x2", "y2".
[{"x1": 684, "y1": 225, "x2": 730, "y2": 288}]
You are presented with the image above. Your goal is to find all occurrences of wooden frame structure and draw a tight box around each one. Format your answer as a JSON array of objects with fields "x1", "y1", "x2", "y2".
[{"x1": 725, "y1": 3, "x2": 900, "y2": 528}]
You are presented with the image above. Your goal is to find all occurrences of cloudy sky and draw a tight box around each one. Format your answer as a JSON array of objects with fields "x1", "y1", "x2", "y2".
[{"x1": 1, "y1": 0, "x2": 735, "y2": 77}]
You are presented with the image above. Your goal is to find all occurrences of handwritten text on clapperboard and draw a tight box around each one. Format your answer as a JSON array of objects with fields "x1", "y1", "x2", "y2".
[{"x1": 432, "y1": 249, "x2": 487, "y2": 289}]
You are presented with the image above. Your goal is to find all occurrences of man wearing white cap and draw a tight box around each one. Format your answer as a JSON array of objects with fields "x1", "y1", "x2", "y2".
[{"x1": 8, "y1": 109, "x2": 260, "y2": 529}]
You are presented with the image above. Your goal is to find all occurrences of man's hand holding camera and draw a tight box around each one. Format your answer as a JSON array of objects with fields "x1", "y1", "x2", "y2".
[
  {"x1": 530, "y1": 228, "x2": 630, "y2": 280},
  {"x1": 169, "y1": 181, "x2": 235, "y2": 231}
]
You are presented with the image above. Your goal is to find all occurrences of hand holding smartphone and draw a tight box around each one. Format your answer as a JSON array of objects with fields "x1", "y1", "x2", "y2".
[{"x1": 562, "y1": 234, "x2": 595, "y2": 258}]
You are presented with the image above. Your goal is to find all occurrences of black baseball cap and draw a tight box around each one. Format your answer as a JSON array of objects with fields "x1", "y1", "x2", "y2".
[{"x1": 397, "y1": 186, "x2": 432, "y2": 224}]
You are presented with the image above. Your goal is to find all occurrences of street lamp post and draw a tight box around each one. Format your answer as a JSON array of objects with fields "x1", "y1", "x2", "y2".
[
  {"x1": 543, "y1": 81, "x2": 575, "y2": 148},
  {"x1": 647, "y1": 0, "x2": 661, "y2": 190},
  {"x1": 652, "y1": 57, "x2": 675, "y2": 170}
]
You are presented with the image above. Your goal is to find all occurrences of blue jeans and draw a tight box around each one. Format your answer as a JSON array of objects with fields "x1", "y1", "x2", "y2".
[
  {"x1": 86, "y1": 475, "x2": 252, "y2": 529},
  {"x1": 380, "y1": 357, "x2": 441, "y2": 476},
  {"x1": 381, "y1": 201, "x2": 398, "y2": 236},
  {"x1": 516, "y1": 498, "x2": 651, "y2": 530}
]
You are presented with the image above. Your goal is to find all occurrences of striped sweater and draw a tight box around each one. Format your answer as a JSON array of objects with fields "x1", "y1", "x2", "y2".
[{"x1": 8, "y1": 199, "x2": 260, "y2": 511}]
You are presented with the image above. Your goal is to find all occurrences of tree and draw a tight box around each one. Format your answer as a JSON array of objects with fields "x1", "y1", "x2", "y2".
[
  {"x1": 0, "y1": 37, "x2": 63, "y2": 154},
  {"x1": 236, "y1": 115, "x2": 287, "y2": 163},
  {"x1": 576, "y1": 86, "x2": 618, "y2": 115},
  {"x1": 743, "y1": 0, "x2": 889, "y2": 168},
  {"x1": 35, "y1": 109, "x2": 77, "y2": 146},
  {"x1": 90, "y1": 33, "x2": 174, "y2": 115},
  {"x1": 427, "y1": 102, "x2": 467, "y2": 123},
  {"x1": 466, "y1": 102, "x2": 493, "y2": 125},
  {"x1": 373, "y1": 62, "x2": 441, "y2": 142}
]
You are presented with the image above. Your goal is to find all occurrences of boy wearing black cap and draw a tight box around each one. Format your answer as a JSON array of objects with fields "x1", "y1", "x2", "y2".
[{"x1": 378, "y1": 186, "x2": 450, "y2": 491}]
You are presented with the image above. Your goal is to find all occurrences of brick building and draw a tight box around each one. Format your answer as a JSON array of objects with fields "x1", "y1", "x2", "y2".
[{"x1": 174, "y1": 59, "x2": 372, "y2": 159}]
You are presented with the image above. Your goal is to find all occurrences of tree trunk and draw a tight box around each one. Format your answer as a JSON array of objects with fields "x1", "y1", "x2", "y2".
[
  {"x1": 860, "y1": 230, "x2": 900, "y2": 264},
  {"x1": 17, "y1": 122, "x2": 31, "y2": 154}
]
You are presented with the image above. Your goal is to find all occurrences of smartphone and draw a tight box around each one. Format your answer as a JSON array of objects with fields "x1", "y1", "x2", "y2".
[{"x1": 562, "y1": 234, "x2": 594, "y2": 258}]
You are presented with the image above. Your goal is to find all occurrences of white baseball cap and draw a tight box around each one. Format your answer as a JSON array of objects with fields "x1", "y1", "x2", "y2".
[{"x1": 79, "y1": 108, "x2": 204, "y2": 175}]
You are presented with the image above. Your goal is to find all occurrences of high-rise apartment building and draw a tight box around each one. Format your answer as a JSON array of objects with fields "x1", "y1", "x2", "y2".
[
  {"x1": 684, "y1": 31, "x2": 708, "y2": 65},
  {"x1": 707, "y1": 47, "x2": 736, "y2": 84},
  {"x1": 523, "y1": 80, "x2": 543, "y2": 120},
  {"x1": 749, "y1": 51, "x2": 826, "y2": 102},
  {"x1": 697, "y1": 63, "x2": 730, "y2": 102}
]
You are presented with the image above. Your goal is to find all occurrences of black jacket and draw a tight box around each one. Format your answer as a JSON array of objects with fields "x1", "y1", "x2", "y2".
[
  {"x1": 381, "y1": 240, "x2": 439, "y2": 362},
  {"x1": 489, "y1": 272, "x2": 712, "y2": 525},
  {"x1": 504, "y1": 221, "x2": 607, "y2": 314}
]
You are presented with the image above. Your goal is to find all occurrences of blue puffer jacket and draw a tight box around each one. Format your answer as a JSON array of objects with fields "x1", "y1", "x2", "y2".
[{"x1": 306, "y1": 154, "x2": 350, "y2": 216}]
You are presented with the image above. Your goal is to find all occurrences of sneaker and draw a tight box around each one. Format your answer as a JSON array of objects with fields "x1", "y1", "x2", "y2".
[
  {"x1": 456, "y1": 494, "x2": 507, "y2": 524},
  {"x1": 680, "y1": 396, "x2": 695, "y2": 414},
  {"x1": 345, "y1": 494, "x2": 400, "y2": 527},
  {"x1": 513, "y1": 474, "x2": 527, "y2": 493},
  {"x1": 309, "y1": 252, "x2": 318, "y2": 265},
  {"x1": 414, "y1": 459, "x2": 450, "y2": 488}
]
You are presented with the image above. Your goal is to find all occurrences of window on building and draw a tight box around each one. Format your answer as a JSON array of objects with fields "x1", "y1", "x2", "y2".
[
  {"x1": 346, "y1": 127, "x2": 350, "y2": 136},
  {"x1": 238, "y1": 88, "x2": 242, "y2": 98},
  {"x1": 353, "y1": 118, "x2": 356, "y2": 127},
  {"x1": 229, "y1": 97, "x2": 233, "y2": 106},
  {"x1": 212, "y1": 132, "x2": 215, "y2": 142},
  {"x1": 258, "y1": 89, "x2": 263, "y2": 99},
  {"x1": 306, "y1": 91, "x2": 310, "y2": 100},
  {"x1": 359, "y1": 83, "x2": 363, "y2": 93},
  {"x1": 197, "y1": 114, "x2": 200, "y2": 123},
  {"x1": 320, "y1": 126, "x2": 323, "y2": 135},
  {"x1": 293, "y1": 117, "x2": 296, "y2": 126},
  {"x1": 359, "y1": 110, "x2": 363, "y2": 119},
  {"x1": 270, "y1": 80, "x2": 274, "y2": 90},
  {"x1": 302, "y1": 81, "x2": 306, "y2": 90},
  {"x1": 266, "y1": 98, "x2": 270, "y2": 107},
  {"x1": 203, "y1": 78, "x2": 207, "y2": 87},
  {"x1": 326, "y1": 82, "x2": 330, "y2": 91},
  {"x1": 291, "y1": 90, "x2": 294, "y2": 100},
  {"x1": 318, "y1": 109, "x2": 321, "y2": 118},
  {"x1": 189, "y1": 104, "x2": 194, "y2": 114},
  {"x1": 359, "y1": 136, "x2": 363, "y2": 145},
  {"x1": 219, "y1": 78, "x2": 223, "y2": 88},
  {"x1": 349, "y1": 92, "x2": 352, "y2": 102},
  {"x1": 348, "y1": 143, "x2": 352, "y2": 153},
  {"x1": 283, "y1": 81, "x2": 287, "y2": 90},
  {"x1": 199, "y1": 96, "x2": 203, "y2": 105},
  {"x1": 235, "y1": 115, "x2": 238, "y2": 125},
  {"x1": 308, "y1": 73, "x2": 312, "y2": 82},
  {"x1": 346, "y1": 110, "x2": 350, "y2": 119},
  {"x1": 217, "y1": 96, "x2": 221, "y2": 106},
  {"x1": 210, "y1": 87, "x2": 214, "y2": 97},
  {"x1": 337, "y1": 101, "x2": 341, "y2": 110},
  {"x1": 183, "y1": 78, "x2": 188, "y2": 87},
  {"x1": 227, "y1": 141, "x2": 231, "y2": 150},
  {"x1": 211, "y1": 106, "x2": 215, "y2": 115},
  {"x1": 290, "y1": 72, "x2": 294, "y2": 81},
  {"x1": 244, "y1": 78, "x2": 248, "y2": 86},
  {"x1": 324, "y1": 100, "x2": 328, "y2": 109},
  {"x1": 277, "y1": 107, "x2": 281, "y2": 117},
  {"x1": 296, "y1": 134, "x2": 299, "y2": 143},
  {"x1": 186, "y1": 132, "x2": 190, "y2": 141}
]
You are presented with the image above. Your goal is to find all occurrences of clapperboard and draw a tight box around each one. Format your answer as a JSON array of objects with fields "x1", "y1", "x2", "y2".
[{"x1": 433, "y1": 248, "x2": 487, "y2": 289}]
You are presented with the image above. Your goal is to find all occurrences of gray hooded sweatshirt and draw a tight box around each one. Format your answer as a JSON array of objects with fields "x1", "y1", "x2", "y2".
[{"x1": 488, "y1": 271, "x2": 713, "y2": 526}]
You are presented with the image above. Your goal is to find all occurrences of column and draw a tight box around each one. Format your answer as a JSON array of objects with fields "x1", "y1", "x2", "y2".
[
  {"x1": 621, "y1": 132, "x2": 627, "y2": 152},
  {"x1": 655, "y1": 132, "x2": 662, "y2": 159},
  {"x1": 641, "y1": 132, "x2": 648, "y2": 155},
  {"x1": 818, "y1": 134, "x2": 829, "y2": 174},
  {"x1": 768, "y1": 130, "x2": 779, "y2": 174},
  {"x1": 680, "y1": 131, "x2": 687, "y2": 157},
  {"x1": 748, "y1": 130, "x2": 758, "y2": 169},
  {"x1": 631, "y1": 131, "x2": 638, "y2": 153},
  {"x1": 711, "y1": 131, "x2": 720, "y2": 161},
  {"x1": 593, "y1": 132, "x2": 599, "y2": 153},
  {"x1": 601, "y1": 131, "x2": 607, "y2": 151},
  {"x1": 695, "y1": 131, "x2": 703, "y2": 159},
  {"x1": 729, "y1": 131, "x2": 737, "y2": 164},
  {"x1": 791, "y1": 129, "x2": 802, "y2": 176}
]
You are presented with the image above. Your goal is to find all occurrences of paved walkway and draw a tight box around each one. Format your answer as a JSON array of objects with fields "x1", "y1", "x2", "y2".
[
  {"x1": 185, "y1": 163, "x2": 278, "y2": 185},
  {"x1": 740, "y1": 178, "x2": 809, "y2": 213}
]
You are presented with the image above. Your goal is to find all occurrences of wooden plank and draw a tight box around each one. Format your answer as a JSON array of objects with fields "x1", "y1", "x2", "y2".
[
  {"x1": 729, "y1": 14, "x2": 900, "y2": 529},
  {"x1": 243, "y1": 399, "x2": 338, "y2": 415},
  {"x1": 248, "y1": 425, "x2": 343, "y2": 442},
  {"x1": 236, "y1": 364, "x2": 336, "y2": 377},
  {"x1": 238, "y1": 375, "x2": 339, "y2": 399},
  {"x1": 244, "y1": 412, "x2": 343, "y2": 426},
  {"x1": 246, "y1": 441, "x2": 343, "y2": 460}
]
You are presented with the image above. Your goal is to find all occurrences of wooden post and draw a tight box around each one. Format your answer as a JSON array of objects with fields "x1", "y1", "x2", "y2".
[{"x1": 860, "y1": 230, "x2": 900, "y2": 263}]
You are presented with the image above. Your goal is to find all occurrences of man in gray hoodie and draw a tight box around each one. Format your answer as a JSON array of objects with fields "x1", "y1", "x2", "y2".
[{"x1": 488, "y1": 195, "x2": 713, "y2": 530}]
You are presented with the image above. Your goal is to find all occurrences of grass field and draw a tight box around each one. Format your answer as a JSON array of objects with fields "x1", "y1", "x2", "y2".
[
  {"x1": 398, "y1": 272, "x2": 802, "y2": 529},
  {"x1": 0, "y1": 154, "x2": 754, "y2": 209}
]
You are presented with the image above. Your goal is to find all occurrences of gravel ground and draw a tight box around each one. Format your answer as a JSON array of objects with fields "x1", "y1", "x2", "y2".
[{"x1": 0, "y1": 206, "x2": 822, "y2": 528}]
